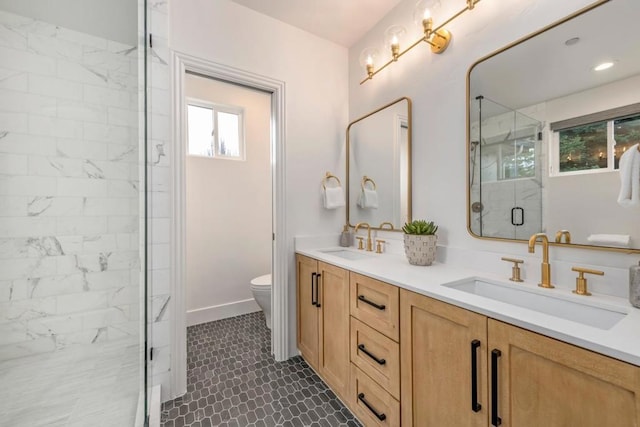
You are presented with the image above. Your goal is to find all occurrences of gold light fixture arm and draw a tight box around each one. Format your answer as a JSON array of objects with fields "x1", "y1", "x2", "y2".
[{"x1": 360, "y1": 0, "x2": 480, "y2": 84}]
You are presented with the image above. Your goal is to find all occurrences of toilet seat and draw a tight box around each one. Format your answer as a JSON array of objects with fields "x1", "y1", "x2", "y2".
[{"x1": 250, "y1": 274, "x2": 271, "y2": 288}]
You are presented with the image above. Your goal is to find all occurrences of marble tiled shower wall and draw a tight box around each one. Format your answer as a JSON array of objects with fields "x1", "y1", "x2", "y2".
[{"x1": 0, "y1": 11, "x2": 140, "y2": 361}]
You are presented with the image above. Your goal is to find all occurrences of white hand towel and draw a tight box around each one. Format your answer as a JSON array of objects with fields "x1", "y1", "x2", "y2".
[
  {"x1": 617, "y1": 143, "x2": 640, "y2": 207},
  {"x1": 323, "y1": 186, "x2": 345, "y2": 209},
  {"x1": 357, "y1": 188, "x2": 378, "y2": 209},
  {"x1": 587, "y1": 234, "x2": 631, "y2": 247}
]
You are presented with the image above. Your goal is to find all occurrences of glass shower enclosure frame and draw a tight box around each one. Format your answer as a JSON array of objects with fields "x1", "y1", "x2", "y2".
[{"x1": 0, "y1": 0, "x2": 150, "y2": 425}]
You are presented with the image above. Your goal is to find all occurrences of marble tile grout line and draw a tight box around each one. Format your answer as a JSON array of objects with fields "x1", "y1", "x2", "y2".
[{"x1": 161, "y1": 312, "x2": 361, "y2": 427}]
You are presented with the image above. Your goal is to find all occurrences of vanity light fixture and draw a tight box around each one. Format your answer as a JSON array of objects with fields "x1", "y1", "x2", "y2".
[
  {"x1": 594, "y1": 61, "x2": 614, "y2": 71},
  {"x1": 360, "y1": 0, "x2": 481, "y2": 84}
]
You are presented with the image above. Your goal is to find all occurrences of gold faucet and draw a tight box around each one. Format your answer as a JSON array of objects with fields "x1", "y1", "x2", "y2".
[
  {"x1": 379, "y1": 222, "x2": 394, "y2": 230},
  {"x1": 528, "y1": 233, "x2": 554, "y2": 288},
  {"x1": 355, "y1": 222, "x2": 373, "y2": 251},
  {"x1": 555, "y1": 230, "x2": 571, "y2": 244}
]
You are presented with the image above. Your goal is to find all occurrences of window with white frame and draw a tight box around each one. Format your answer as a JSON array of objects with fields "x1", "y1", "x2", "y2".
[
  {"x1": 187, "y1": 100, "x2": 245, "y2": 160},
  {"x1": 550, "y1": 105, "x2": 640, "y2": 176}
]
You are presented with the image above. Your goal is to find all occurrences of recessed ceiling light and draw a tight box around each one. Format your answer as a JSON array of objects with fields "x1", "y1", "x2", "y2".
[
  {"x1": 594, "y1": 62, "x2": 614, "y2": 71},
  {"x1": 564, "y1": 37, "x2": 580, "y2": 46}
]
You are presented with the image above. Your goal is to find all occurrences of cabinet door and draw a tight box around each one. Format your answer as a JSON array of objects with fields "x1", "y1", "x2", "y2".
[
  {"x1": 400, "y1": 289, "x2": 488, "y2": 427},
  {"x1": 296, "y1": 254, "x2": 319, "y2": 370},
  {"x1": 488, "y1": 319, "x2": 640, "y2": 427},
  {"x1": 318, "y1": 261, "x2": 350, "y2": 400}
]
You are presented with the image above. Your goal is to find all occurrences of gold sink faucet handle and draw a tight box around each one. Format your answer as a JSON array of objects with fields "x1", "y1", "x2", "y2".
[
  {"x1": 375, "y1": 239, "x2": 386, "y2": 254},
  {"x1": 356, "y1": 236, "x2": 365, "y2": 250},
  {"x1": 555, "y1": 230, "x2": 571, "y2": 244},
  {"x1": 501, "y1": 257, "x2": 524, "y2": 282},
  {"x1": 571, "y1": 267, "x2": 604, "y2": 296}
]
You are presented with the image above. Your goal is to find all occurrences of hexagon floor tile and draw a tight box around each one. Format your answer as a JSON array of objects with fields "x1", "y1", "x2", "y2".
[{"x1": 161, "y1": 312, "x2": 362, "y2": 427}]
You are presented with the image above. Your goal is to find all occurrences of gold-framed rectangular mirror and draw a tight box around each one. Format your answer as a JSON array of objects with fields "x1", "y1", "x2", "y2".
[
  {"x1": 347, "y1": 97, "x2": 412, "y2": 230},
  {"x1": 467, "y1": 0, "x2": 640, "y2": 253}
]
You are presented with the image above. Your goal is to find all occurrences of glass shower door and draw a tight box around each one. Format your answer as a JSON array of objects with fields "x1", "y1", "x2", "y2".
[{"x1": 0, "y1": 1, "x2": 148, "y2": 425}]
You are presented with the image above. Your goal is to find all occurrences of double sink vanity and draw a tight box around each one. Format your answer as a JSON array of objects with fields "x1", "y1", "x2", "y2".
[
  {"x1": 296, "y1": 0, "x2": 640, "y2": 425},
  {"x1": 295, "y1": 245, "x2": 640, "y2": 427}
]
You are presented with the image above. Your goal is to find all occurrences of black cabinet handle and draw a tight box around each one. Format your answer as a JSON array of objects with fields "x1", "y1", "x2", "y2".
[
  {"x1": 358, "y1": 295, "x2": 386, "y2": 310},
  {"x1": 311, "y1": 272, "x2": 317, "y2": 306},
  {"x1": 357, "y1": 393, "x2": 386, "y2": 421},
  {"x1": 358, "y1": 344, "x2": 386, "y2": 365},
  {"x1": 491, "y1": 349, "x2": 502, "y2": 426},
  {"x1": 315, "y1": 273, "x2": 321, "y2": 308},
  {"x1": 471, "y1": 340, "x2": 482, "y2": 413}
]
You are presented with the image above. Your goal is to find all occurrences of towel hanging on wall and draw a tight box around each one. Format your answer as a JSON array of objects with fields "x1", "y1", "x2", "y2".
[
  {"x1": 617, "y1": 143, "x2": 640, "y2": 207},
  {"x1": 357, "y1": 175, "x2": 378, "y2": 209},
  {"x1": 322, "y1": 171, "x2": 345, "y2": 209}
]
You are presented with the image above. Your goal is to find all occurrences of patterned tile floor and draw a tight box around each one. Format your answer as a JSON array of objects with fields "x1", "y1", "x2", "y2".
[{"x1": 161, "y1": 312, "x2": 361, "y2": 427}]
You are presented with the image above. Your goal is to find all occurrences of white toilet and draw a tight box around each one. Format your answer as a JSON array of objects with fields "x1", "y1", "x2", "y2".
[{"x1": 250, "y1": 274, "x2": 272, "y2": 329}]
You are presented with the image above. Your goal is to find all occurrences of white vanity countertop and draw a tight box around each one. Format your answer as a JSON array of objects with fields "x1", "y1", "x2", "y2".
[{"x1": 296, "y1": 246, "x2": 640, "y2": 367}]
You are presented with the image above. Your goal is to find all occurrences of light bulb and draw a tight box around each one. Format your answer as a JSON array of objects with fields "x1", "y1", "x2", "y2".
[
  {"x1": 359, "y1": 48, "x2": 380, "y2": 79},
  {"x1": 384, "y1": 25, "x2": 406, "y2": 60},
  {"x1": 414, "y1": 0, "x2": 440, "y2": 33}
]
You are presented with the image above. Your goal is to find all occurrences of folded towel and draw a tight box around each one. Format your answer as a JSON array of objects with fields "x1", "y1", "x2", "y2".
[
  {"x1": 323, "y1": 186, "x2": 345, "y2": 209},
  {"x1": 617, "y1": 143, "x2": 640, "y2": 207},
  {"x1": 357, "y1": 188, "x2": 378, "y2": 209},
  {"x1": 587, "y1": 234, "x2": 631, "y2": 247}
]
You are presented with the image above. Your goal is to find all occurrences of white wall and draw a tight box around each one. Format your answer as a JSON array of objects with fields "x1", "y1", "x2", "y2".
[
  {"x1": 0, "y1": 0, "x2": 137, "y2": 45},
  {"x1": 153, "y1": 0, "x2": 348, "y2": 400},
  {"x1": 349, "y1": 0, "x2": 639, "y2": 293},
  {"x1": 185, "y1": 74, "x2": 270, "y2": 324}
]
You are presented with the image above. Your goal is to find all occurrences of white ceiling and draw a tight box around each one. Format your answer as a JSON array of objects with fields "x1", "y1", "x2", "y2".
[{"x1": 228, "y1": 0, "x2": 403, "y2": 47}]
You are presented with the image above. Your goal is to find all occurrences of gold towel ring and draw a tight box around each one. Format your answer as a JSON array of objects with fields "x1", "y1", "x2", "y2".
[
  {"x1": 322, "y1": 171, "x2": 341, "y2": 190},
  {"x1": 361, "y1": 175, "x2": 377, "y2": 191}
]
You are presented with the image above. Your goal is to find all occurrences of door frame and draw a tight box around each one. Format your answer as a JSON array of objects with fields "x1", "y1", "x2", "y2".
[{"x1": 170, "y1": 51, "x2": 288, "y2": 398}]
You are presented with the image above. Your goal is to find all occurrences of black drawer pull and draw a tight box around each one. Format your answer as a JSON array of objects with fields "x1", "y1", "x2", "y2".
[
  {"x1": 358, "y1": 295, "x2": 386, "y2": 310},
  {"x1": 311, "y1": 272, "x2": 317, "y2": 306},
  {"x1": 357, "y1": 393, "x2": 386, "y2": 421},
  {"x1": 491, "y1": 349, "x2": 502, "y2": 426},
  {"x1": 358, "y1": 344, "x2": 386, "y2": 365},
  {"x1": 471, "y1": 339, "x2": 481, "y2": 413},
  {"x1": 315, "y1": 273, "x2": 321, "y2": 308}
]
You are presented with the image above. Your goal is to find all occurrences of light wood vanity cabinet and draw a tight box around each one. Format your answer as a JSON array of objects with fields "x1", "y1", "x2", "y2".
[
  {"x1": 349, "y1": 274, "x2": 401, "y2": 427},
  {"x1": 400, "y1": 289, "x2": 488, "y2": 427},
  {"x1": 296, "y1": 255, "x2": 640, "y2": 427},
  {"x1": 488, "y1": 318, "x2": 640, "y2": 427},
  {"x1": 295, "y1": 254, "x2": 350, "y2": 401},
  {"x1": 401, "y1": 288, "x2": 640, "y2": 427}
]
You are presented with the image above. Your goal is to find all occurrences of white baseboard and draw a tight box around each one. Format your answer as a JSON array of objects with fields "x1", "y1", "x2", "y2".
[{"x1": 186, "y1": 298, "x2": 261, "y2": 326}]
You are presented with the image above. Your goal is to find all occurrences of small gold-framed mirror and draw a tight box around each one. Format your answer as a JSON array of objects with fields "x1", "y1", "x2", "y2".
[{"x1": 347, "y1": 97, "x2": 412, "y2": 231}]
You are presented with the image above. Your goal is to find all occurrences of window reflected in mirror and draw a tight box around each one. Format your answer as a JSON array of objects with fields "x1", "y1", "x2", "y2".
[{"x1": 554, "y1": 113, "x2": 640, "y2": 175}]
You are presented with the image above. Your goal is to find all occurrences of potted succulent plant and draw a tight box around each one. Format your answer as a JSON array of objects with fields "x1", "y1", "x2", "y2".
[{"x1": 402, "y1": 220, "x2": 438, "y2": 266}]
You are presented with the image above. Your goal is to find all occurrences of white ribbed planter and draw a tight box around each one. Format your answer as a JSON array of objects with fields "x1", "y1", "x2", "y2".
[{"x1": 403, "y1": 234, "x2": 438, "y2": 266}]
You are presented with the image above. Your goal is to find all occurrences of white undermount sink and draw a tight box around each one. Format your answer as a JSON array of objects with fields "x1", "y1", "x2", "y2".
[
  {"x1": 443, "y1": 278, "x2": 627, "y2": 330},
  {"x1": 318, "y1": 248, "x2": 373, "y2": 261}
]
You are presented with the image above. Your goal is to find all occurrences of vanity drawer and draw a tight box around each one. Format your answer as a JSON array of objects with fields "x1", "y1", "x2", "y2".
[
  {"x1": 350, "y1": 273, "x2": 399, "y2": 341},
  {"x1": 350, "y1": 317, "x2": 400, "y2": 399},
  {"x1": 350, "y1": 364, "x2": 400, "y2": 427}
]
